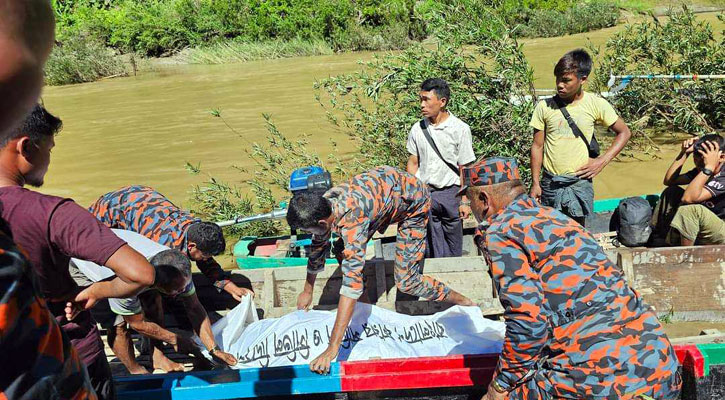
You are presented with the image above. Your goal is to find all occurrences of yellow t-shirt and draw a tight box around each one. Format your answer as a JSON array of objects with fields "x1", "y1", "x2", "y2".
[{"x1": 529, "y1": 91, "x2": 619, "y2": 175}]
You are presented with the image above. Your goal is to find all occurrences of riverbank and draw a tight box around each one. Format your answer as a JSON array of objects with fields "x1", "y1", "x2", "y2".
[{"x1": 46, "y1": 0, "x2": 647, "y2": 85}]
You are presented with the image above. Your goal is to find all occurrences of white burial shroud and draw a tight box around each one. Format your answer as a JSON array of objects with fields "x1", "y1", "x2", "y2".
[{"x1": 201, "y1": 296, "x2": 505, "y2": 369}]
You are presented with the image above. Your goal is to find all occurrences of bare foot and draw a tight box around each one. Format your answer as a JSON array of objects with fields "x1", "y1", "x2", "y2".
[
  {"x1": 445, "y1": 289, "x2": 475, "y2": 306},
  {"x1": 127, "y1": 365, "x2": 149, "y2": 375},
  {"x1": 152, "y1": 351, "x2": 184, "y2": 372}
]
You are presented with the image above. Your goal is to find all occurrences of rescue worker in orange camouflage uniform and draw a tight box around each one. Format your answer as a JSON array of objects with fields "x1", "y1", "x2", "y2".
[
  {"x1": 461, "y1": 157, "x2": 681, "y2": 400},
  {"x1": 286, "y1": 166, "x2": 475, "y2": 374}
]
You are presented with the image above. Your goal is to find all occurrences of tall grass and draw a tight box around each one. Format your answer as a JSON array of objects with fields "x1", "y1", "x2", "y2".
[{"x1": 177, "y1": 38, "x2": 334, "y2": 65}]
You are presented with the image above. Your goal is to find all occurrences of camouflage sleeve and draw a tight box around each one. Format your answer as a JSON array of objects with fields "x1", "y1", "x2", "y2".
[
  {"x1": 486, "y1": 231, "x2": 548, "y2": 391},
  {"x1": 336, "y1": 214, "x2": 370, "y2": 300},
  {"x1": 196, "y1": 257, "x2": 231, "y2": 292},
  {"x1": 0, "y1": 233, "x2": 96, "y2": 399},
  {"x1": 307, "y1": 229, "x2": 331, "y2": 274}
]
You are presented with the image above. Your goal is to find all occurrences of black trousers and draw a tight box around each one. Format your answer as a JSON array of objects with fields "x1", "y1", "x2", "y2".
[{"x1": 426, "y1": 185, "x2": 463, "y2": 258}]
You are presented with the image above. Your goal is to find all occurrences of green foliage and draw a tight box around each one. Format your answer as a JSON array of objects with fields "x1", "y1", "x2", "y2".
[
  {"x1": 316, "y1": 14, "x2": 538, "y2": 183},
  {"x1": 517, "y1": 1, "x2": 620, "y2": 38},
  {"x1": 589, "y1": 8, "x2": 725, "y2": 136},
  {"x1": 54, "y1": 0, "x2": 623, "y2": 59},
  {"x1": 54, "y1": 0, "x2": 421, "y2": 56},
  {"x1": 189, "y1": 112, "x2": 345, "y2": 238},
  {"x1": 421, "y1": 0, "x2": 619, "y2": 41},
  {"x1": 186, "y1": 171, "x2": 281, "y2": 238},
  {"x1": 44, "y1": 33, "x2": 126, "y2": 86}
]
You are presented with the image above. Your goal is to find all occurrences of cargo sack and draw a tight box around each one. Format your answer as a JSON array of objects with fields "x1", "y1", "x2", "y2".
[{"x1": 616, "y1": 197, "x2": 653, "y2": 247}]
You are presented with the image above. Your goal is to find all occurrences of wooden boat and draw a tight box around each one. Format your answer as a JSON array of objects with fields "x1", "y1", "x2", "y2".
[{"x1": 113, "y1": 194, "x2": 725, "y2": 399}]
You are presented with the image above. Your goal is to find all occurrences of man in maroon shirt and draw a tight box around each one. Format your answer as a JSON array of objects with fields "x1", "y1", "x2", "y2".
[
  {"x1": 1, "y1": 3, "x2": 102, "y2": 399},
  {"x1": 0, "y1": 105, "x2": 156, "y2": 400}
]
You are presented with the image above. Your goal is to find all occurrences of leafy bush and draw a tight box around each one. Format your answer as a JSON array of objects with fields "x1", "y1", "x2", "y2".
[
  {"x1": 188, "y1": 112, "x2": 344, "y2": 238},
  {"x1": 506, "y1": 0, "x2": 620, "y2": 38},
  {"x1": 589, "y1": 9, "x2": 724, "y2": 135},
  {"x1": 422, "y1": 0, "x2": 620, "y2": 42},
  {"x1": 45, "y1": 34, "x2": 126, "y2": 85},
  {"x1": 55, "y1": 0, "x2": 422, "y2": 56},
  {"x1": 316, "y1": 13, "x2": 537, "y2": 182}
]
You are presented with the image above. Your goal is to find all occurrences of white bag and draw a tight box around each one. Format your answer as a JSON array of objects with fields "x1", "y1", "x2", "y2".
[{"x1": 206, "y1": 299, "x2": 505, "y2": 369}]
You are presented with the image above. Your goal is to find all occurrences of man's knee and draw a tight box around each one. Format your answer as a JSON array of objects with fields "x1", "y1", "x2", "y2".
[{"x1": 676, "y1": 203, "x2": 706, "y2": 218}]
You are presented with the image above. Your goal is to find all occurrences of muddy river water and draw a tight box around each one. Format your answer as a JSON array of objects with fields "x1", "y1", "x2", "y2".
[{"x1": 40, "y1": 14, "x2": 722, "y2": 210}]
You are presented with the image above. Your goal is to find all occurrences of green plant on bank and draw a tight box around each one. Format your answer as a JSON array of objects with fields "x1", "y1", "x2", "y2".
[
  {"x1": 516, "y1": 1, "x2": 620, "y2": 38},
  {"x1": 187, "y1": 111, "x2": 345, "y2": 238},
  {"x1": 53, "y1": 0, "x2": 421, "y2": 57},
  {"x1": 589, "y1": 8, "x2": 725, "y2": 138},
  {"x1": 177, "y1": 38, "x2": 333, "y2": 64},
  {"x1": 421, "y1": 0, "x2": 620, "y2": 42},
  {"x1": 44, "y1": 33, "x2": 126, "y2": 86}
]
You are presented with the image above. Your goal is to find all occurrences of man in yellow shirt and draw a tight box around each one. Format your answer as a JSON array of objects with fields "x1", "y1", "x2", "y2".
[{"x1": 529, "y1": 49, "x2": 631, "y2": 225}]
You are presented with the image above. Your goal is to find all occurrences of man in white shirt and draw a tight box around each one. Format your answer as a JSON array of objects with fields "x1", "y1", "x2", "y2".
[
  {"x1": 406, "y1": 78, "x2": 476, "y2": 258},
  {"x1": 71, "y1": 229, "x2": 238, "y2": 374}
]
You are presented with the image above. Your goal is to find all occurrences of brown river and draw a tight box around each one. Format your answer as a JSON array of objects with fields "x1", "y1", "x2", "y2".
[{"x1": 40, "y1": 13, "x2": 722, "y2": 210}]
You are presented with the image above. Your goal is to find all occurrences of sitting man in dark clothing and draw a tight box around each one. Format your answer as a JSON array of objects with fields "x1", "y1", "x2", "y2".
[{"x1": 652, "y1": 134, "x2": 725, "y2": 246}]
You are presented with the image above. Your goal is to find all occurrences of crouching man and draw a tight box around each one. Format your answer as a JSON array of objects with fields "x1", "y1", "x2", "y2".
[
  {"x1": 461, "y1": 157, "x2": 681, "y2": 400},
  {"x1": 287, "y1": 166, "x2": 474, "y2": 374},
  {"x1": 72, "y1": 229, "x2": 237, "y2": 373}
]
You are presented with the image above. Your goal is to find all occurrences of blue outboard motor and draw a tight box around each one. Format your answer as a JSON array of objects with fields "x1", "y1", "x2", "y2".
[{"x1": 289, "y1": 166, "x2": 332, "y2": 194}]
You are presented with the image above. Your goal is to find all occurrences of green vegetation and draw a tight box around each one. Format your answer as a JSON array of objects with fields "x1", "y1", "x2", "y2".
[
  {"x1": 590, "y1": 9, "x2": 724, "y2": 137},
  {"x1": 45, "y1": 33, "x2": 126, "y2": 86},
  {"x1": 47, "y1": 0, "x2": 626, "y2": 84}
]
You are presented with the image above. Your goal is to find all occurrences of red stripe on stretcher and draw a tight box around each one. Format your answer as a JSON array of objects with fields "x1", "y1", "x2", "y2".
[
  {"x1": 674, "y1": 344, "x2": 705, "y2": 378},
  {"x1": 340, "y1": 354, "x2": 499, "y2": 392}
]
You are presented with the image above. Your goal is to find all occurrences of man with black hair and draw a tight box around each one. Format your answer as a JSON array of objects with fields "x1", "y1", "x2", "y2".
[
  {"x1": 530, "y1": 49, "x2": 631, "y2": 225},
  {"x1": 72, "y1": 229, "x2": 238, "y2": 373},
  {"x1": 407, "y1": 78, "x2": 475, "y2": 258},
  {"x1": 90, "y1": 185, "x2": 253, "y2": 301},
  {"x1": 287, "y1": 166, "x2": 474, "y2": 375},
  {"x1": 652, "y1": 134, "x2": 725, "y2": 245},
  {"x1": 0, "y1": 105, "x2": 156, "y2": 400}
]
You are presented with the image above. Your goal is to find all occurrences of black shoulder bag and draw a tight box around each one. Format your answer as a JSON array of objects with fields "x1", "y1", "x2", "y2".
[
  {"x1": 552, "y1": 96, "x2": 600, "y2": 158},
  {"x1": 418, "y1": 119, "x2": 460, "y2": 176}
]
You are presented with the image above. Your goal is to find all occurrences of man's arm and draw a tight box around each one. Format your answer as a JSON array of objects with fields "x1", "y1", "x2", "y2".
[
  {"x1": 530, "y1": 129, "x2": 545, "y2": 200},
  {"x1": 458, "y1": 126, "x2": 476, "y2": 219},
  {"x1": 682, "y1": 141, "x2": 721, "y2": 204},
  {"x1": 123, "y1": 312, "x2": 178, "y2": 345},
  {"x1": 298, "y1": 229, "x2": 332, "y2": 310},
  {"x1": 407, "y1": 155, "x2": 419, "y2": 175},
  {"x1": 486, "y1": 232, "x2": 548, "y2": 393},
  {"x1": 182, "y1": 292, "x2": 237, "y2": 366},
  {"x1": 406, "y1": 125, "x2": 419, "y2": 175},
  {"x1": 664, "y1": 138, "x2": 697, "y2": 186},
  {"x1": 51, "y1": 201, "x2": 155, "y2": 306},
  {"x1": 575, "y1": 117, "x2": 632, "y2": 179},
  {"x1": 309, "y1": 218, "x2": 368, "y2": 374}
]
